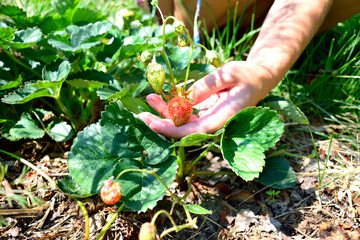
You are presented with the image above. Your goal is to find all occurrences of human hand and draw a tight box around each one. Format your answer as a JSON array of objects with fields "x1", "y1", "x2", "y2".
[{"x1": 138, "y1": 61, "x2": 275, "y2": 138}]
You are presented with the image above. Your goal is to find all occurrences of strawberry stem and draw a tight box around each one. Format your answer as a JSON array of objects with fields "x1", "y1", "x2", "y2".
[
  {"x1": 73, "y1": 197, "x2": 90, "y2": 240},
  {"x1": 176, "y1": 146, "x2": 186, "y2": 179},
  {"x1": 95, "y1": 203, "x2": 125, "y2": 240},
  {"x1": 161, "y1": 16, "x2": 176, "y2": 86},
  {"x1": 185, "y1": 141, "x2": 217, "y2": 176},
  {"x1": 183, "y1": 29, "x2": 195, "y2": 90}
]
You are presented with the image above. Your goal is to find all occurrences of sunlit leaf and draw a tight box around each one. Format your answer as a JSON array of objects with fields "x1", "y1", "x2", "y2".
[
  {"x1": 221, "y1": 107, "x2": 284, "y2": 181},
  {"x1": 9, "y1": 113, "x2": 45, "y2": 139}
]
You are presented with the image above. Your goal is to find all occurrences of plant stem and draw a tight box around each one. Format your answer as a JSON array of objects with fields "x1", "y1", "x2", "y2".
[
  {"x1": 319, "y1": 135, "x2": 333, "y2": 187},
  {"x1": 180, "y1": 177, "x2": 192, "y2": 200},
  {"x1": 73, "y1": 197, "x2": 90, "y2": 240},
  {"x1": 53, "y1": 91, "x2": 78, "y2": 132},
  {"x1": 185, "y1": 142, "x2": 216, "y2": 175},
  {"x1": 151, "y1": 209, "x2": 177, "y2": 227},
  {"x1": 0, "y1": 150, "x2": 57, "y2": 189},
  {"x1": 177, "y1": 146, "x2": 185, "y2": 179},
  {"x1": 160, "y1": 222, "x2": 195, "y2": 239},
  {"x1": 1, "y1": 47, "x2": 41, "y2": 78},
  {"x1": 95, "y1": 203, "x2": 124, "y2": 240},
  {"x1": 183, "y1": 46, "x2": 193, "y2": 90},
  {"x1": 158, "y1": 204, "x2": 197, "y2": 239},
  {"x1": 307, "y1": 124, "x2": 321, "y2": 185},
  {"x1": 183, "y1": 29, "x2": 195, "y2": 89},
  {"x1": 194, "y1": 44, "x2": 209, "y2": 52},
  {"x1": 161, "y1": 16, "x2": 176, "y2": 86}
]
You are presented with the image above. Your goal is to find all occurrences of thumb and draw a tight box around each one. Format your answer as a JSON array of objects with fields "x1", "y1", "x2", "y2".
[{"x1": 189, "y1": 61, "x2": 245, "y2": 105}]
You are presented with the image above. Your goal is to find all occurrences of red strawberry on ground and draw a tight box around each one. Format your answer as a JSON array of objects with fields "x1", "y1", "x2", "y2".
[
  {"x1": 168, "y1": 95, "x2": 193, "y2": 126},
  {"x1": 100, "y1": 179, "x2": 122, "y2": 205}
]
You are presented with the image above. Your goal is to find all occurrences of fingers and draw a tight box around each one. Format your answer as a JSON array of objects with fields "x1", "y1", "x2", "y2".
[
  {"x1": 140, "y1": 83, "x2": 255, "y2": 138},
  {"x1": 138, "y1": 112, "x2": 200, "y2": 138},
  {"x1": 145, "y1": 94, "x2": 170, "y2": 119},
  {"x1": 189, "y1": 61, "x2": 245, "y2": 105}
]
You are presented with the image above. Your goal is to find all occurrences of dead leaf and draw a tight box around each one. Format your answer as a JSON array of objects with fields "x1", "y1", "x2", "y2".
[
  {"x1": 226, "y1": 190, "x2": 255, "y2": 203},
  {"x1": 234, "y1": 209, "x2": 258, "y2": 232},
  {"x1": 298, "y1": 176, "x2": 318, "y2": 194},
  {"x1": 258, "y1": 215, "x2": 281, "y2": 233}
]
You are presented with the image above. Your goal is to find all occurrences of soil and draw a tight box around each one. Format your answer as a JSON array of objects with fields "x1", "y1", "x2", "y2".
[{"x1": 0, "y1": 124, "x2": 359, "y2": 240}]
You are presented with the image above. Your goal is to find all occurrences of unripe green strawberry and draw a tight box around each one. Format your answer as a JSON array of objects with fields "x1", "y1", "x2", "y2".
[
  {"x1": 146, "y1": 63, "x2": 166, "y2": 94},
  {"x1": 100, "y1": 179, "x2": 122, "y2": 205},
  {"x1": 178, "y1": 34, "x2": 189, "y2": 47},
  {"x1": 205, "y1": 50, "x2": 221, "y2": 68},
  {"x1": 138, "y1": 222, "x2": 157, "y2": 240},
  {"x1": 173, "y1": 20, "x2": 185, "y2": 34},
  {"x1": 168, "y1": 96, "x2": 193, "y2": 126},
  {"x1": 138, "y1": 50, "x2": 152, "y2": 67}
]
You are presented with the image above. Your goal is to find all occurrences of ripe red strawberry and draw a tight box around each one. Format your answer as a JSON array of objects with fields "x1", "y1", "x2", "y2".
[
  {"x1": 100, "y1": 179, "x2": 122, "y2": 205},
  {"x1": 168, "y1": 96, "x2": 193, "y2": 126}
]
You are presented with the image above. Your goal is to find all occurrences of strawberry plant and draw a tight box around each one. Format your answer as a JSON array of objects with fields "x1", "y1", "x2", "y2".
[
  {"x1": 1, "y1": 0, "x2": 309, "y2": 238},
  {"x1": 57, "y1": 2, "x2": 309, "y2": 238}
]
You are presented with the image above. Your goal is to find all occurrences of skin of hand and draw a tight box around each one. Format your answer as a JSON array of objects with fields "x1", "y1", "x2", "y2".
[
  {"x1": 139, "y1": 0, "x2": 334, "y2": 139},
  {"x1": 139, "y1": 61, "x2": 273, "y2": 138}
]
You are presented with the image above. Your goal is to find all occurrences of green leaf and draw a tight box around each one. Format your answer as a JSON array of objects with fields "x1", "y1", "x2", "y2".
[
  {"x1": 186, "y1": 205, "x2": 212, "y2": 215},
  {"x1": 4, "y1": 28, "x2": 42, "y2": 49},
  {"x1": 43, "y1": 60, "x2": 70, "y2": 82},
  {"x1": 0, "y1": 24, "x2": 15, "y2": 41},
  {"x1": 48, "y1": 121, "x2": 74, "y2": 142},
  {"x1": 116, "y1": 35, "x2": 162, "y2": 61},
  {"x1": 51, "y1": 0, "x2": 80, "y2": 15},
  {"x1": 0, "y1": 5, "x2": 26, "y2": 17},
  {"x1": 262, "y1": 96, "x2": 309, "y2": 125},
  {"x1": 37, "y1": 15, "x2": 67, "y2": 34},
  {"x1": 0, "y1": 5, "x2": 27, "y2": 27},
  {"x1": 72, "y1": 8, "x2": 106, "y2": 24},
  {"x1": 120, "y1": 96, "x2": 154, "y2": 114},
  {"x1": 221, "y1": 107, "x2": 284, "y2": 181},
  {"x1": 48, "y1": 21, "x2": 112, "y2": 52},
  {"x1": 9, "y1": 113, "x2": 45, "y2": 139},
  {"x1": 1, "y1": 85, "x2": 55, "y2": 104},
  {"x1": 256, "y1": 157, "x2": 296, "y2": 189},
  {"x1": 100, "y1": 102, "x2": 173, "y2": 164},
  {"x1": 167, "y1": 46, "x2": 201, "y2": 70},
  {"x1": 172, "y1": 133, "x2": 220, "y2": 147},
  {"x1": 68, "y1": 125, "x2": 177, "y2": 211},
  {"x1": 20, "y1": 48, "x2": 58, "y2": 65},
  {"x1": 96, "y1": 79, "x2": 122, "y2": 100},
  {"x1": 93, "y1": 27, "x2": 124, "y2": 62},
  {"x1": 57, "y1": 175, "x2": 95, "y2": 198},
  {"x1": 67, "y1": 70, "x2": 113, "y2": 88},
  {"x1": 0, "y1": 75, "x2": 22, "y2": 91},
  {"x1": 1, "y1": 120, "x2": 20, "y2": 141},
  {"x1": 68, "y1": 103, "x2": 177, "y2": 212},
  {"x1": 172, "y1": 63, "x2": 216, "y2": 81}
]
